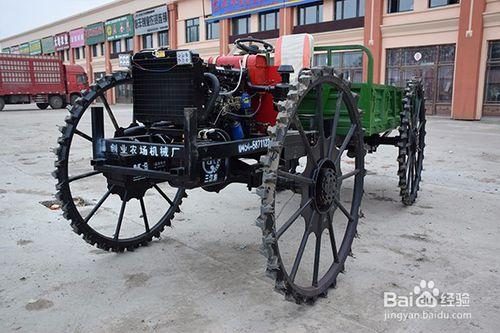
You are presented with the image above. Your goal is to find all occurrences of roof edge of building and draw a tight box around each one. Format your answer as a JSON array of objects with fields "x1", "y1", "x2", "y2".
[{"x1": 0, "y1": 0, "x2": 135, "y2": 43}]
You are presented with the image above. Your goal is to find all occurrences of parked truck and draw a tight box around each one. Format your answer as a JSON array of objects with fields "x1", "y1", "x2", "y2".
[{"x1": 0, "y1": 53, "x2": 88, "y2": 111}]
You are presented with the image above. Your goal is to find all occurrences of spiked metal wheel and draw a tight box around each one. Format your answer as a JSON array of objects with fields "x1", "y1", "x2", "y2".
[
  {"x1": 53, "y1": 72, "x2": 186, "y2": 252},
  {"x1": 398, "y1": 79, "x2": 426, "y2": 206},
  {"x1": 257, "y1": 68, "x2": 365, "y2": 303}
]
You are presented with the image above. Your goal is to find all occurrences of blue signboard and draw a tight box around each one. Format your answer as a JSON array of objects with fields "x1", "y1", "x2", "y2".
[
  {"x1": 211, "y1": 0, "x2": 282, "y2": 17},
  {"x1": 208, "y1": 0, "x2": 318, "y2": 21}
]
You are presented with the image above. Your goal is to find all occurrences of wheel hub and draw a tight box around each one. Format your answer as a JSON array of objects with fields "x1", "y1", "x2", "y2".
[{"x1": 313, "y1": 159, "x2": 339, "y2": 213}]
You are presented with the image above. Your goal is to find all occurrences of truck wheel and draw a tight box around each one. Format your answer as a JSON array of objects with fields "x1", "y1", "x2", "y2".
[
  {"x1": 0, "y1": 97, "x2": 4, "y2": 111},
  {"x1": 49, "y1": 95, "x2": 64, "y2": 109},
  {"x1": 70, "y1": 94, "x2": 80, "y2": 106},
  {"x1": 36, "y1": 103, "x2": 49, "y2": 110}
]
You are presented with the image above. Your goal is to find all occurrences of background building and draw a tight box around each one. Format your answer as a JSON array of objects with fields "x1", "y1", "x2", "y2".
[{"x1": 0, "y1": 0, "x2": 499, "y2": 119}]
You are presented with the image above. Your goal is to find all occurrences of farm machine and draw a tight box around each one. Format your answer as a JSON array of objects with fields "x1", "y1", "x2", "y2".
[{"x1": 53, "y1": 34, "x2": 426, "y2": 303}]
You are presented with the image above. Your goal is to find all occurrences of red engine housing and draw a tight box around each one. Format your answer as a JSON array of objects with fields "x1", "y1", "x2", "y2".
[{"x1": 208, "y1": 54, "x2": 282, "y2": 126}]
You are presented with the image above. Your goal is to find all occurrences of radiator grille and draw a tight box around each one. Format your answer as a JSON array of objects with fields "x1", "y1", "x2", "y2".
[{"x1": 132, "y1": 50, "x2": 204, "y2": 125}]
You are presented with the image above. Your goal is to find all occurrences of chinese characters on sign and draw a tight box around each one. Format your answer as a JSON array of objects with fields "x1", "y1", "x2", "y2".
[
  {"x1": 29, "y1": 40, "x2": 42, "y2": 55},
  {"x1": 70, "y1": 29, "x2": 85, "y2": 48},
  {"x1": 41, "y1": 37, "x2": 55, "y2": 54},
  {"x1": 105, "y1": 15, "x2": 135, "y2": 41},
  {"x1": 211, "y1": 0, "x2": 282, "y2": 16},
  {"x1": 19, "y1": 43, "x2": 30, "y2": 54},
  {"x1": 54, "y1": 32, "x2": 70, "y2": 51},
  {"x1": 134, "y1": 6, "x2": 169, "y2": 35},
  {"x1": 85, "y1": 22, "x2": 106, "y2": 45},
  {"x1": 107, "y1": 142, "x2": 181, "y2": 158}
]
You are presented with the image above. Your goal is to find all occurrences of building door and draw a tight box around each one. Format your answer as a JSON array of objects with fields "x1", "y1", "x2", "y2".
[
  {"x1": 386, "y1": 44, "x2": 456, "y2": 116},
  {"x1": 483, "y1": 40, "x2": 500, "y2": 116}
]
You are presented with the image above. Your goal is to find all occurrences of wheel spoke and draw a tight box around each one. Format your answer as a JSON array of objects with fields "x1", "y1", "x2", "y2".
[
  {"x1": 277, "y1": 170, "x2": 315, "y2": 185},
  {"x1": 312, "y1": 233, "x2": 322, "y2": 286},
  {"x1": 114, "y1": 197, "x2": 127, "y2": 240},
  {"x1": 68, "y1": 170, "x2": 101, "y2": 183},
  {"x1": 338, "y1": 169, "x2": 361, "y2": 181},
  {"x1": 292, "y1": 117, "x2": 317, "y2": 166},
  {"x1": 334, "y1": 125, "x2": 356, "y2": 164},
  {"x1": 327, "y1": 212, "x2": 339, "y2": 263},
  {"x1": 139, "y1": 198, "x2": 150, "y2": 232},
  {"x1": 84, "y1": 186, "x2": 114, "y2": 223},
  {"x1": 417, "y1": 121, "x2": 425, "y2": 134},
  {"x1": 328, "y1": 91, "x2": 343, "y2": 159},
  {"x1": 333, "y1": 197, "x2": 354, "y2": 222},
  {"x1": 275, "y1": 199, "x2": 312, "y2": 239},
  {"x1": 74, "y1": 129, "x2": 92, "y2": 142},
  {"x1": 409, "y1": 151, "x2": 416, "y2": 191},
  {"x1": 316, "y1": 84, "x2": 325, "y2": 157},
  {"x1": 100, "y1": 93, "x2": 120, "y2": 131},
  {"x1": 289, "y1": 216, "x2": 312, "y2": 282},
  {"x1": 154, "y1": 184, "x2": 174, "y2": 206}
]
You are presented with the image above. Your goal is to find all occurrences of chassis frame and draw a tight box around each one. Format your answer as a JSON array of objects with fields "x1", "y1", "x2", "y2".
[{"x1": 91, "y1": 106, "x2": 308, "y2": 191}]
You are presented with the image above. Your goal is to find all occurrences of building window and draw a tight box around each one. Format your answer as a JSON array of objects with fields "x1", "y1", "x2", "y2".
[
  {"x1": 186, "y1": 18, "x2": 200, "y2": 43},
  {"x1": 125, "y1": 37, "x2": 134, "y2": 51},
  {"x1": 335, "y1": 0, "x2": 365, "y2": 20},
  {"x1": 74, "y1": 48, "x2": 80, "y2": 60},
  {"x1": 386, "y1": 44, "x2": 456, "y2": 115},
  {"x1": 82, "y1": 47, "x2": 85, "y2": 59},
  {"x1": 100, "y1": 43, "x2": 105, "y2": 56},
  {"x1": 142, "y1": 34, "x2": 153, "y2": 49},
  {"x1": 232, "y1": 16, "x2": 250, "y2": 35},
  {"x1": 112, "y1": 40, "x2": 121, "y2": 54},
  {"x1": 298, "y1": 2, "x2": 323, "y2": 25},
  {"x1": 92, "y1": 44, "x2": 98, "y2": 57},
  {"x1": 388, "y1": 0, "x2": 413, "y2": 13},
  {"x1": 206, "y1": 21, "x2": 219, "y2": 40},
  {"x1": 485, "y1": 40, "x2": 500, "y2": 104},
  {"x1": 259, "y1": 11, "x2": 278, "y2": 31},
  {"x1": 314, "y1": 51, "x2": 363, "y2": 83},
  {"x1": 65, "y1": 49, "x2": 70, "y2": 61},
  {"x1": 429, "y1": 0, "x2": 459, "y2": 8},
  {"x1": 158, "y1": 30, "x2": 169, "y2": 46}
]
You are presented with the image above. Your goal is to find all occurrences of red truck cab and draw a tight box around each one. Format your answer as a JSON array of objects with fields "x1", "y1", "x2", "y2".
[{"x1": 64, "y1": 64, "x2": 89, "y2": 105}]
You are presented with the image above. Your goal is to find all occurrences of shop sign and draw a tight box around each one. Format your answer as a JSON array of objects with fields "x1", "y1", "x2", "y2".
[
  {"x1": 54, "y1": 32, "x2": 70, "y2": 51},
  {"x1": 85, "y1": 22, "x2": 106, "y2": 45},
  {"x1": 20, "y1": 43, "x2": 30, "y2": 54},
  {"x1": 105, "y1": 15, "x2": 134, "y2": 41},
  {"x1": 2, "y1": 47, "x2": 10, "y2": 54},
  {"x1": 70, "y1": 29, "x2": 85, "y2": 48},
  {"x1": 211, "y1": 0, "x2": 281, "y2": 16},
  {"x1": 414, "y1": 52, "x2": 422, "y2": 62},
  {"x1": 10, "y1": 45, "x2": 20, "y2": 54},
  {"x1": 29, "y1": 40, "x2": 42, "y2": 55},
  {"x1": 41, "y1": 36, "x2": 55, "y2": 54},
  {"x1": 134, "y1": 6, "x2": 168, "y2": 35}
]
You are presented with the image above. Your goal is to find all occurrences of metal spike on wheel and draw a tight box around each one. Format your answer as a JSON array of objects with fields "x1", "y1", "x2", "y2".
[
  {"x1": 256, "y1": 67, "x2": 366, "y2": 304},
  {"x1": 397, "y1": 79, "x2": 426, "y2": 206}
]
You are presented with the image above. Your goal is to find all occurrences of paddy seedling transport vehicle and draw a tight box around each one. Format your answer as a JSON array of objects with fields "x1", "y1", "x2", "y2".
[{"x1": 53, "y1": 34, "x2": 426, "y2": 303}]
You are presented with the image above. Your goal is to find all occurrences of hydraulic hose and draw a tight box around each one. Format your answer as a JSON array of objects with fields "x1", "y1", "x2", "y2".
[{"x1": 204, "y1": 72, "x2": 220, "y2": 114}]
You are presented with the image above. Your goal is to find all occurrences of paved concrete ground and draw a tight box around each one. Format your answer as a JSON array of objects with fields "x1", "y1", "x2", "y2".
[{"x1": 0, "y1": 104, "x2": 499, "y2": 333}]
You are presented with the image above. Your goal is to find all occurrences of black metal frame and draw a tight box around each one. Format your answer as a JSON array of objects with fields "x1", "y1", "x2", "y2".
[{"x1": 90, "y1": 106, "x2": 285, "y2": 190}]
